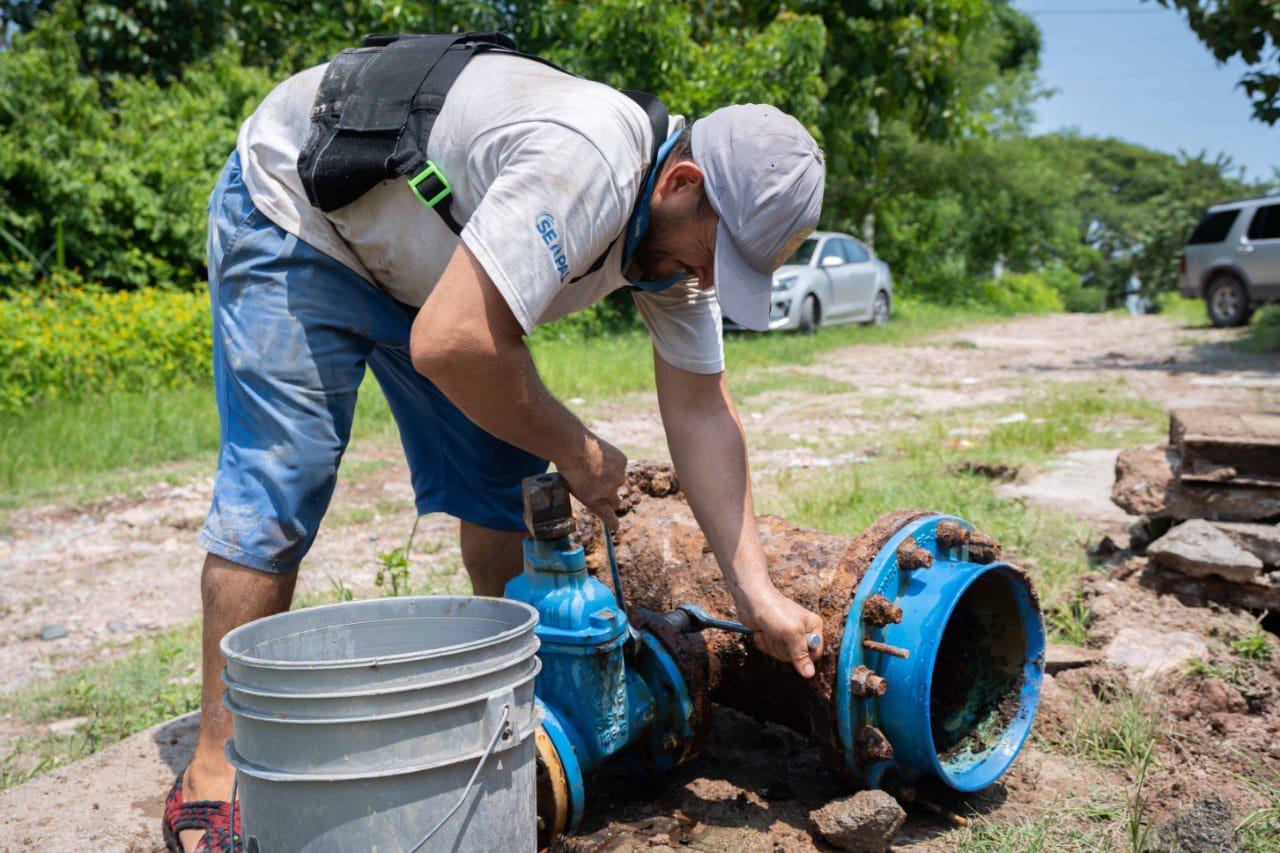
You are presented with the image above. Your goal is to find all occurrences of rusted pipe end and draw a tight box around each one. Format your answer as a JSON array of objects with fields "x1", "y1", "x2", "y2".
[
  {"x1": 857, "y1": 726, "x2": 895, "y2": 763},
  {"x1": 896, "y1": 536, "x2": 934, "y2": 572},
  {"x1": 862, "y1": 594, "x2": 903, "y2": 627},
  {"x1": 849, "y1": 665, "x2": 887, "y2": 698}
]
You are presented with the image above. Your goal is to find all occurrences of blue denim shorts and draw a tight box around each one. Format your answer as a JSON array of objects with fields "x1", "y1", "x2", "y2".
[{"x1": 198, "y1": 152, "x2": 548, "y2": 574}]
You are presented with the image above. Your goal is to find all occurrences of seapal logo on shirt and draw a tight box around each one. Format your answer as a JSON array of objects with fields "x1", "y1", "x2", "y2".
[{"x1": 535, "y1": 211, "x2": 570, "y2": 283}]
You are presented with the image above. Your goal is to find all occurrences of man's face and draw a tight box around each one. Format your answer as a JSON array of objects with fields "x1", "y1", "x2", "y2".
[{"x1": 632, "y1": 160, "x2": 718, "y2": 289}]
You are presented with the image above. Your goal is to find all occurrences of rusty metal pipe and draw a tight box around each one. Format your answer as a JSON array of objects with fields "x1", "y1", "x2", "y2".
[{"x1": 573, "y1": 463, "x2": 1045, "y2": 793}]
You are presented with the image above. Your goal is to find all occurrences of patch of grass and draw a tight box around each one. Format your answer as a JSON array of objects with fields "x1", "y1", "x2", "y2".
[
  {"x1": 763, "y1": 383, "x2": 1165, "y2": 604},
  {"x1": 953, "y1": 811, "x2": 1115, "y2": 851},
  {"x1": 1059, "y1": 683, "x2": 1164, "y2": 773},
  {"x1": 1234, "y1": 754, "x2": 1280, "y2": 852},
  {"x1": 729, "y1": 369, "x2": 858, "y2": 398},
  {"x1": 0, "y1": 373, "x2": 401, "y2": 514},
  {"x1": 1240, "y1": 305, "x2": 1280, "y2": 354},
  {"x1": 1183, "y1": 657, "x2": 1249, "y2": 688},
  {"x1": 1047, "y1": 591, "x2": 1093, "y2": 646},
  {"x1": 0, "y1": 622, "x2": 202, "y2": 789}
]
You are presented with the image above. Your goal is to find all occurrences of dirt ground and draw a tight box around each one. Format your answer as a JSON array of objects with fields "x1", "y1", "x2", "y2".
[{"x1": 1, "y1": 310, "x2": 1278, "y2": 850}]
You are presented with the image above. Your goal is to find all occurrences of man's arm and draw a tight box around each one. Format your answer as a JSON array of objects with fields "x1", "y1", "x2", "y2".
[
  {"x1": 411, "y1": 243, "x2": 625, "y2": 527},
  {"x1": 653, "y1": 350, "x2": 823, "y2": 677}
]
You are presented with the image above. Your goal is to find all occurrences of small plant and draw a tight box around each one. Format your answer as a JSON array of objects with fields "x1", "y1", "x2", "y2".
[
  {"x1": 327, "y1": 574, "x2": 355, "y2": 602},
  {"x1": 1124, "y1": 741, "x2": 1161, "y2": 852},
  {"x1": 1184, "y1": 657, "x2": 1249, "y2": 688},
  {"x1": 1047, "y1": 591, "x2": 1092, "y2": 646},
  {"x1": 375, "y1": 516, "x2": 421, "y2": 598},
  {"x1": 1231, "y1": 629, "x2": 1273, "y2": 662}
]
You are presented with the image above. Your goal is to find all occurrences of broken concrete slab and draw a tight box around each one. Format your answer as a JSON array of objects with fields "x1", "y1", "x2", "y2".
[
  {"x1": 1212, "y1": 521, "x2": 1280, "y2": 567},
  {"x1": 1103, "y1": 627, "x2": 1207, "y2": 679},
  {"x1": 810, "y1": 789, "x2": 905, "y2": 852},
  {"x1": 1112, "y1": 445, "x2": 1280, "y2": 522},
  {"x1": 1112, "y1": 445, "x2": 1178, "y2": 518},
  {"x1": 1045, "y1": 643, "x2": 1104, "y2": 675},
  {"x1": 1151, "y1": 795, "x2": 1238, "y2": 853},
  {"x1": 1148, "y1": 519, "x2": 1264, "y2": 583},
  {"x1": 998, "y1": 448, "x2": 1133, "y2": 528},
  {"x1": 1171, "y1": 408, "x2": 1280, "y2": 485},
  {"x1": 0, "y1": 711, "x2": 197, "y2": 851}
]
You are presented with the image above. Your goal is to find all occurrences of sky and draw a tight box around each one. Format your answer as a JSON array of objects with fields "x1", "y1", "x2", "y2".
[{"x1": 1014, "y1": 0, "x2": 1279, "y2": 182}]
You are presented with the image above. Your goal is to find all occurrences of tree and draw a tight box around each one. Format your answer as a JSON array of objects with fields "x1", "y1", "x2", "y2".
[{"x1": 1153, "y1": 0, "x2": 1280, "y2": 124}]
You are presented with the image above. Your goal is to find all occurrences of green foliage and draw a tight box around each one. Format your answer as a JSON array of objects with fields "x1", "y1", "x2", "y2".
[
  {"x1": 978, "y1": 272, "x2": 1065, "y2": 314},
  {"x1": 1153, "y1": 0, "x2": 1280, "y2": 125},
  {"x1": 1241, "y1": 305, "x2": 1280, "y2": 353},
  {"x1": 0, "y1": 14, "x2": 274, "y2": 291},
  {"x1": 0, "y1": 282, "x2": 211, "y2": 412},
  {"x1": 1231, "y1": 629, "x2": 1274, "y2": 662}
]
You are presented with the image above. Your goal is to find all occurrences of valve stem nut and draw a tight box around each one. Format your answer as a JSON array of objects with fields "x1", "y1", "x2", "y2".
[
  {"x1": 857, "y1": 725, "x2": 895, "y2": 763},
  {"x1": 849, "y1": 665, "x2": 887, "y2": 697},
  {"x1": 935, "y1": 520, "x2": 971, "y2": 552},
  {"x1": 896, "y1": 536, "x2": 934, "y2": 572},
  {"x1": 968, "y1": 529, "x2": 1002, "y2": 564},
  {"x1": 862, "y1": 594, "x2": 903, "y2": 627}
]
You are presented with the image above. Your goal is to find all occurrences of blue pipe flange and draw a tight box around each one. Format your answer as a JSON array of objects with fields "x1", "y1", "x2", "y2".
[
  {"x1": 535, "y1": 700, "x2": 585, "y2": 844},
  {"x1": 834, "y1": 514, "x2": 1046, "y2": 792},
  {"x1": 619, "y1": 629, "x2": 703, "y2": 775}
]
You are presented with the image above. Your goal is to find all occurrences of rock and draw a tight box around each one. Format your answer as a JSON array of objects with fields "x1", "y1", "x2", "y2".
[
  {"x1": 1198, "y1": 678, "x2": 1249, "y2": 715},
  {"x1": 48, "y1": 716, "x2": 90, "y2": 735},
  {"x1": 810, "y1": 790, "x2": 905, "y2": 852},
  {"x1": 1148, "y1": 520, "x2": 1264, "y2": 583},
  {"x1": 1212, "y1": 522, "x2": 1280, "y2": 567},
  {"x1": 1112, "y1": 446, "x2": 1177, "y2": 517},
  {"x1": 1103, "y1": 627, "x2": 1207, "y2": 679},
  {"x1": 1151, "y1": 795, "x2": 1237, "y2": 853},
  {"x1": 106, "y1": 620, "x2": 127, "y2": 633},
  {"x1": 39, "y1": 624, "x2": 69, "y2": 641},
  {"x1": 1045, "y1": 643, "x2": 1103, "y2": 675}
]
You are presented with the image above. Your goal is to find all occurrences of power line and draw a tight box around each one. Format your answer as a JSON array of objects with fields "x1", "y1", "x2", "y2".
[{"x1": 1030, "y1": 8, "x2": 1166, "y2": 15}]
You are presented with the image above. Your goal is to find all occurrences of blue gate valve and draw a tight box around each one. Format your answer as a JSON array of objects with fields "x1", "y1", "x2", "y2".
[{"x1": 505, "y1": 473, "x2": 703, "y2": 845}]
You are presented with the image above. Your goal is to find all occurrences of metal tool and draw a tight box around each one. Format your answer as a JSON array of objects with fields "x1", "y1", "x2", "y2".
[{"x1": 663, "y1": 603, "x2": 822, "y2": 652}]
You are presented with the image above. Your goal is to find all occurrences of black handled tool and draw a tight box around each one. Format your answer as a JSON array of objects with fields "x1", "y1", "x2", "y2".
[{"x1": 663, "y1": 604, "x2": 821, "y2": 652}]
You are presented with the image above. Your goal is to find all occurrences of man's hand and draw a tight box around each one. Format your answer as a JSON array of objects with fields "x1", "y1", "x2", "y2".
[
  {"x1": 735, "y1": 585, "x2": 823, "y2": 678},
  {"x1": 556, "y1": 434, "x2": 627, "y2": 531}
]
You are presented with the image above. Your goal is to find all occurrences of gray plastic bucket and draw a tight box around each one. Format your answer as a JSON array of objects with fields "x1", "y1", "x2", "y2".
[{"x1": 221, "y1": 596, "x2": 542, "y2": 852}]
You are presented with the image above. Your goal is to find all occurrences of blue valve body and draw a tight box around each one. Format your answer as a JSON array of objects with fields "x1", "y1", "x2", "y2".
[{"x1": 505, "y1": 535, "x2": 694, "y2": 835}]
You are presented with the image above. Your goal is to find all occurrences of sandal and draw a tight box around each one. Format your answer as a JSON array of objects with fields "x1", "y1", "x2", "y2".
[{"x1": 162, "y1": 768, "x2": 243, "y2": 853}]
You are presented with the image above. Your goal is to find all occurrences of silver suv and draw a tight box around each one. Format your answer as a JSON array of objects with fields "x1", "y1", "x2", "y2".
[
  {"x1": 725, "y1": 231, "x2": 893, "y2": 332},
  {"x1": 1179, "y1": 196, "x2": 1280, "y2": 326}
]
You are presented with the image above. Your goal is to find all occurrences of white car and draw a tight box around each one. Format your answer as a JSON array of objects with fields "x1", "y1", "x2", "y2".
[
  {"x1": 1178, "y1": 196, "x2": 1280, "y2": 327},
  {"x1": 725, "y1": 231, "x2": 894, "y2": 332}
]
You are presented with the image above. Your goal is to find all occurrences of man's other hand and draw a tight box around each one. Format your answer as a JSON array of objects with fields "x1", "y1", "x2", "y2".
[
  {"x1": 557, "y1": 434, "x2": 627, "y2": 531},
  {"x1": 737, "y1": 586, "x2": 823, "y2": 678}
]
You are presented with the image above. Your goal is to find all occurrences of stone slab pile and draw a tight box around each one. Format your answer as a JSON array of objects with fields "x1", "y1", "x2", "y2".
[{"x1": 1112, "y1": 407, "x2": 1280, "y2": 610}]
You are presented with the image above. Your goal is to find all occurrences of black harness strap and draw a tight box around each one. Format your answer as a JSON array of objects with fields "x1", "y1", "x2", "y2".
[{"x1": 298, "y1": 31, "x2": 671, "y2": 280}]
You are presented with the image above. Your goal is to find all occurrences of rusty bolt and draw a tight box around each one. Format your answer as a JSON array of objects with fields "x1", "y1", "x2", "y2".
[
  {"x1": 968, "y1": 529, "x2": 1002, "y2": 564},
  {"x1": 857, "y1": 725, "x2": 895, "y2": 763},
  {"x1": 862, "y1": 594, "x2": 903, "y2": 627},
  {"x1": 849, "y1": 665, "x2": 887, "y2": 697},
  {"x1": 935, "y1": 520, "x2": 971, "y2": 552},
  {"x1": 863, "y1": 639, "x2": 910, "y2": 659},
  {"x1": 896, "y1": 536, "x2": 934, "y2": 572}
]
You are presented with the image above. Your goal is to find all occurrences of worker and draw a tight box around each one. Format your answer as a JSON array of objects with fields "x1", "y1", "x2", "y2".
[{"x1": 163, "y1": 33, "x2": 826, "y2": 853}]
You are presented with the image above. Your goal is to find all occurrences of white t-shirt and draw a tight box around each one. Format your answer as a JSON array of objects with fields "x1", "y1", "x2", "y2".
[{"x1": 235, "y1": 52, "x2": 725, "y2": 374}]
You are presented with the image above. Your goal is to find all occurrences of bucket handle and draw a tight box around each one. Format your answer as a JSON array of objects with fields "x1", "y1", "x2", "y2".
[{"x1": 408, "y1": 691, "x2": 516, "y2": 852}]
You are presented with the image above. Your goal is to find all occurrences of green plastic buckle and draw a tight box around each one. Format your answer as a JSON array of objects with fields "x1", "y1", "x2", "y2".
[{"x1": 408, "y1": 161, "x2": 451, "y2": 208}]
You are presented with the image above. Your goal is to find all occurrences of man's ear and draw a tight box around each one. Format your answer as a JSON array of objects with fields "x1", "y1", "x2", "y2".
[{"x1": 653, "y1": 160, "x2": 704, "y2": 203}]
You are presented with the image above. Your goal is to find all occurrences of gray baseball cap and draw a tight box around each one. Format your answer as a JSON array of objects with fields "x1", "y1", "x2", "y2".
[{"x1": 692, "y1": 104, "x2": 825, "y2": 331}]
